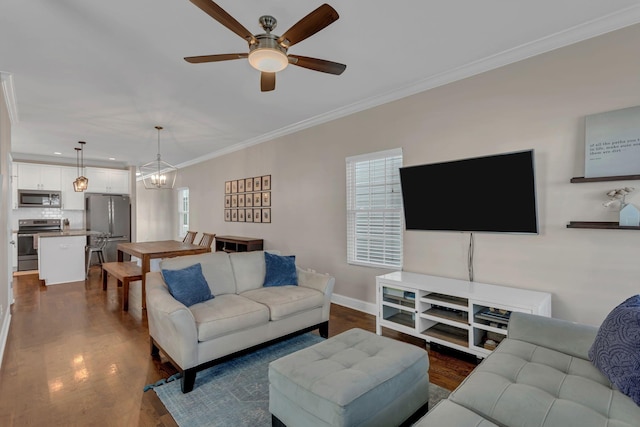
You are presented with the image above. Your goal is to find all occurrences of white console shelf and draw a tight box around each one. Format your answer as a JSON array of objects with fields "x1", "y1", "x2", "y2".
[{"x1": 376, "y1": 271, "x2": 552, "y2": 358}]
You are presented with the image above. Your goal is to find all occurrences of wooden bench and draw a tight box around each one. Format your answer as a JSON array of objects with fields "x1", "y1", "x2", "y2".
[{"x1": 102, "y1": 261, "x2": 143, "y2": 311}]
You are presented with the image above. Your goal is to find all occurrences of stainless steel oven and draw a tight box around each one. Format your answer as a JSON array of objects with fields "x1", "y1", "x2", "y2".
[{"x1": 17, "y1": 219, "x2": 62, "y2": 271}]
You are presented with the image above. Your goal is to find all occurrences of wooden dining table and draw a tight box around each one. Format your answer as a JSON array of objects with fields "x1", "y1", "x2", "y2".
[{"x1": 117, "y1": 240, "x2": 212, "y2": 309}]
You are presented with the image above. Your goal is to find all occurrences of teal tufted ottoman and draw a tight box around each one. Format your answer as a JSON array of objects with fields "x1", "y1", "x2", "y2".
[{"x1": 268, "y1": 328, "x2": 430, "y2": 426}]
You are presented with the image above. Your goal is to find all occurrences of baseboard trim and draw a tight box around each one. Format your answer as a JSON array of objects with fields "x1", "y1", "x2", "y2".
[
  {"x1": 0, "y1": 310, "x2": 11, "y2": 369},
  {"x1": 331, "y1": 293, "x2": 377, "y2": 316}
]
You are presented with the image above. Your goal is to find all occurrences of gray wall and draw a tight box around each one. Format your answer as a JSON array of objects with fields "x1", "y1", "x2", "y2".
[{"x1": 138, "y1": 24, "x2": 640, "y2": 326}]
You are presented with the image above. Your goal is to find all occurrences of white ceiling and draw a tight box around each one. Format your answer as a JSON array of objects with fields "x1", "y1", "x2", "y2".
[{"x1": 3, "y1": 0, "x2": 640, "y2": 169}]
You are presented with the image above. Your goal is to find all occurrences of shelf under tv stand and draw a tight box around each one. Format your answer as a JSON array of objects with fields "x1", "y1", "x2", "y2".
[{"x1": 376, "y1": 271, "x2": 552, "y2": 358}]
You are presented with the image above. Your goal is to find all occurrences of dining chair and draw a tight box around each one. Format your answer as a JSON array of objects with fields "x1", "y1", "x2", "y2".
[
  {"x1": 183, "y1": 231, "x2": 198, "y2": 244},
  {"x1": 86, "y1": 232, "x2": 108, "y2": 278},
  {"x1": 198, "y1": 232, "x2": 216, "y2": 249}
]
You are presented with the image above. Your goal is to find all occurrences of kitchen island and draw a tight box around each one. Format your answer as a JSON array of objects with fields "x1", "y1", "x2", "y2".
[{"x1": 38, "y1": 230, "x2": 98, "y2": 285}]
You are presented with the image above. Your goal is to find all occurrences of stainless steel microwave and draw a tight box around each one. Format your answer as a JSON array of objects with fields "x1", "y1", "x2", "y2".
[{"x1": 18, "y1": 190, "x2": 61, "y2": 208}]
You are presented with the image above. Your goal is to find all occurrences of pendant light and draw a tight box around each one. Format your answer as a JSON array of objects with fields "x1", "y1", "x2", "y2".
[
  {"x1": 73, "y1": 141, "x2": 89, "y2": 192},
  {"x1": 139, "y1": 126, "x2": 177, "y2": 190}
]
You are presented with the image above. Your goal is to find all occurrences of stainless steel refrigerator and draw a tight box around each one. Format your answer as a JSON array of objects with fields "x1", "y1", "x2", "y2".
[{"x1": 85, "y1": 193, "x2": 131, "y2": 262}]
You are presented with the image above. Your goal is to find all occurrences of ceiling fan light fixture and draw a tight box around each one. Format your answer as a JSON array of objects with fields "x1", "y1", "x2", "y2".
[{"x1": 248, "y1": 47, "x2": 288, "y2": 72}]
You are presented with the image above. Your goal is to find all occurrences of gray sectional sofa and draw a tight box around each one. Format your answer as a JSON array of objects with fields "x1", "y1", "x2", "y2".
[
  {"x1": 145, "y1": 250, "x2": 335, "y2": 393},
  {"x1": 415, "y1": 312, "x2": 640, "y2": 427}
]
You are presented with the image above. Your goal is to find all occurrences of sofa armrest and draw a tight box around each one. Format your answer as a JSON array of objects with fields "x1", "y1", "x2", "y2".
[
  {"x1": 145, "y1": 271, "x2": 199, "y2": 369},
  {"x1": 507, "y1": 312, "x2": 598, "y2": 360},
  {"x1": 297, "y1": 267, "x2": 335, "y2": 295},
  {"x1": 297, "y1": 267, "x2": 335, "y2": 321}
]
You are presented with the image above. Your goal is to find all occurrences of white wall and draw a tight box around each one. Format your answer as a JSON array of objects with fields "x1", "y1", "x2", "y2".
[
  {"x1": 135, "y1": 181, "x2": 177, "y2": 243},
  {"x1": 0, "y1": 82, "x2": 12, "y2": 365},
  {"x1": 143, "y1": 24, "x2": 640, "y2": 326}
]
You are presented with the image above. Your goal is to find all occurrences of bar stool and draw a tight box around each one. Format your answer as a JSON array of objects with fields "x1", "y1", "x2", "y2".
[{"x1": 86, "y1": 233, "x2": 108, "y2": 278}]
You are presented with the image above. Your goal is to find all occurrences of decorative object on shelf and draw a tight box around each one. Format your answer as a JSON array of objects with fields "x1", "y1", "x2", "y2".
[
  {"x1": 73, "y1": 141, "x2": 89, "y2": 192},
  {"x1": 224, "y1": 175, "x2": 271, "y2": 223},
  {"x1": 139, "y1": 126, "x2": 177, "y2": 190},
  {"x1": 620, "y1": 204, "x2": 640, "y2": 226},
  {"x1": 602, "y1": 187, "x2": 640, "y2": 226},
  {"x1": 585, "y1": 105, "x2": 640, "y2": 178},
  {"x1": 603, "y1": 187, "x2": 635, "y2": 208}
]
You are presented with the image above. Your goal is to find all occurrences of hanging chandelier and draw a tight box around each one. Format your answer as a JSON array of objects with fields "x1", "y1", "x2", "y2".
[
  {"x1": 139, "y1": 126, "x2": 177, "y2": 190},
  {"x1": 73, "y1": 141, "x2": 89, "y2": 192}
]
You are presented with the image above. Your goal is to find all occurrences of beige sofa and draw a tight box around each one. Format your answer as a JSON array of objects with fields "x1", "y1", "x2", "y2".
[
  {"x1": 415, "y1": 312, "x2": 640, "y2": 427},
  {"x1": 145, "y1": 250, "x2": 335, "y2": 393}
]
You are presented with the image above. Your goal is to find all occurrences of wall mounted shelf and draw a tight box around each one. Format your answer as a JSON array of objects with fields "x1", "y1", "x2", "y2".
[
  {"x1": 570, "y1": 174, "x2": 640, "y2": 183},
  {"x1": 566, "y1": 221, "x2": 640, "y2": 230}
]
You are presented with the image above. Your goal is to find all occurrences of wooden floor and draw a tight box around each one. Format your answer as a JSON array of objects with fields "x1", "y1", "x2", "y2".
[{"x1": 0, "y1": 268, "x2": 476, "y2": 426}]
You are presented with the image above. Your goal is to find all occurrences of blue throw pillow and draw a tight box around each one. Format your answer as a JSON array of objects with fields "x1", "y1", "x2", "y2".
[
  {"x1": 263, "y1": 252, "x2": 298, "y2": 287},
  {"x1": 161, "y1": 263, "x2": 213, "y2": 307},
  {"x1": 588, "y1": 294, "x2": 640, "y2": 405}
]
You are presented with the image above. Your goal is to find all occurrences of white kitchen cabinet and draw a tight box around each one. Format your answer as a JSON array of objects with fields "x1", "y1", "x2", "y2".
[
  {"x1": 85, "y1": 167, "x2": 130, "y2": 194},
  {"x1": 38, "y1": 235, "x2": 86, "y2": 285},
  {"x1": 17, "y1": 163, "x2": 62, "y2": 191},
  {"x1": 59, "y1": 166, "x2": 85, "y2": 210},
  {"x1": 376, "y1": 271, "x2": 552, "y2": 359}
]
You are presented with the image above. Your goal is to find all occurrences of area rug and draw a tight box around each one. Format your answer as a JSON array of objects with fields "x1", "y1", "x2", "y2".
[{"x1": 154, "y1": 333, "x2": 450, "y2": 427}]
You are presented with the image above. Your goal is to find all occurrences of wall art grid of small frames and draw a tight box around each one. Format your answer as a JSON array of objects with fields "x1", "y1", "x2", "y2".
[{"x1": 224, "y1": 175, "x2": 271, "y2": 223}]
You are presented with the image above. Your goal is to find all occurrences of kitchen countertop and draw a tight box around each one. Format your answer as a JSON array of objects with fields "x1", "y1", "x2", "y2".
[{"x1": 38, "y1": 229, "x2": 101, "y2": 238}]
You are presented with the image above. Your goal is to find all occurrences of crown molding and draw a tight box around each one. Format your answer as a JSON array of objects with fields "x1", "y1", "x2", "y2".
[
  {"x1": 11, "y1": 152, "x2": 128, "y2": 169},
  {"x1": 175, "y1": 5, "x2": 640, "y2": 169},
  {"x1": 0, "y1": 72, "x2": 19, "y2": 125}
]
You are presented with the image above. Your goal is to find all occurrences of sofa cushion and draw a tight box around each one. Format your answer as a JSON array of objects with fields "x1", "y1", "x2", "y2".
[
  {"x1": 190, "y1": 294, "x2": 270, "y2": 342},
  {"x1": 241, "y1": 286, "x2": 324, "y2": 321},
  {"x1": 160, "y1": 252, "x2": 236, "y2": 296},
  {"x1": 413, "y1": 400, "x2": 499, "y2": 427},
  {"x1": 161, "y1": 263, "x2": 213, "y2": 307},
  {"x1": 589, "y1": 294, "x2": 640, "y2": 406},
  {"x1": 229, "y1": 251, "x2": 268, "y2": 293},
  {"x1": 450, "y1": 338, "x2": 640, "y2": 427},
  {"x1": 264, "y1": 252, "x2": 298, "y2": 287}
]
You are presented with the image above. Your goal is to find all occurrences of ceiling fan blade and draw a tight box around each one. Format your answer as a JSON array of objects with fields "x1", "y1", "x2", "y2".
[
  {"x1": 184, "y1": 53, "x2": 248, "y2": 63},
  {"x1": 261, "y1": 72, "x2": 276, "y2": 92},
  {"x1": 277, "y1": 4, "x2": 339, "y2": 48},
  {"x1": 189, "y1": 0, "x2": 256, "y2": 44},
  {"x1": 288, "y1": 55, "x2": 346, "y2": 75}
]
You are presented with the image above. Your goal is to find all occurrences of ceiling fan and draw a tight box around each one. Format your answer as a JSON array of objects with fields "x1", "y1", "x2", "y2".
[{"x1": 184, "y1": 0, "x2": 346, "y2": 92}]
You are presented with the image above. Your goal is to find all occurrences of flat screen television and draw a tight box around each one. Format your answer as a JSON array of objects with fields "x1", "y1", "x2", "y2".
[{"x1": 399, "y1": 149, "x2": 538, "y2": 234}]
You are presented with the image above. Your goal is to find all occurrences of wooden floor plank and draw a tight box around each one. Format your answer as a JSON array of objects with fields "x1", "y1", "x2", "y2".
[{"x1": 0, "y1": 267, "x2": 475, "y2": 425}]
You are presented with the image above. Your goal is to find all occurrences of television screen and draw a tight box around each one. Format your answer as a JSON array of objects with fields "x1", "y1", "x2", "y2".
[{"x1": 399, "y1": 149, "x2": 538, "y2": 234}]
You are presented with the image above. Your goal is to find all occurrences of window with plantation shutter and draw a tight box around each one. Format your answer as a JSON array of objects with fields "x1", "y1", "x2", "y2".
[
  {"x1": 178, "y1": 188, "x2": 190, "y2": 239},
  {"x1": 346, "y1": 148, "x2": 403, "y2": 268}
]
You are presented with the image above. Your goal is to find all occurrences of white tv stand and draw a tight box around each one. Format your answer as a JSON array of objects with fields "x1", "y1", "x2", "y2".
[{"x1": 376, "y1": 271, "x2": 552, "y2": 358}]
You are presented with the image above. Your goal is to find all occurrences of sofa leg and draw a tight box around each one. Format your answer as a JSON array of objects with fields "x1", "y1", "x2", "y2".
[
  {"x1": 319, "y1": 321, "x2": 329, "y2": 338},
  {"x1": 400, "y1": 400, "x2": 429, "y2": 426},
  {"x1": 181, "y1": 368, "x2": 197, "y2": 393},
  {"x1": 272, "y1": 414, "x2": 286, "y2": 427},
  {"x1": 150, "y1": 339, "x2": 160, "y2": 359}
]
